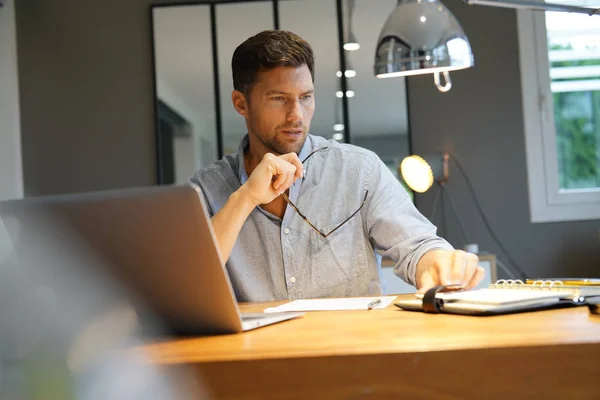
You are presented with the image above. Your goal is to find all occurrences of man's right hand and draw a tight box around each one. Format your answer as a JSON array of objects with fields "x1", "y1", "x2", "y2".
[{"x1": 240, "y1": 153, "x2": 304, "y2": 206}]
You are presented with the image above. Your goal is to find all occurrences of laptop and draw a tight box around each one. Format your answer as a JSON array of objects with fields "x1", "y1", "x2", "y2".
[{"x1": 0, "y1": 184, "x2": 303, "y2": 335}]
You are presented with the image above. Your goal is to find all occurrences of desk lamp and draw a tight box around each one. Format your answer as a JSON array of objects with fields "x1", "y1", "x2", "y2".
[{"x1": 399, "y1": 153, "x2": 465, "y2": 240}]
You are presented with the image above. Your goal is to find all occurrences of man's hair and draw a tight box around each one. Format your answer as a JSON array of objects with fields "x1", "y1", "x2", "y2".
[{"x1": 232, "y1": 30, "x2": 315, "y2": 97}]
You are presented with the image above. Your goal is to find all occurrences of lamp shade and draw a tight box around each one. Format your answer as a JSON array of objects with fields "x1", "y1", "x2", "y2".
[
  {"x1": 374, "y1": 0, "x2": 474, "y2": 78},
  {"x1": 400, "y1": 153, "x2": 449, "y2": 193}
]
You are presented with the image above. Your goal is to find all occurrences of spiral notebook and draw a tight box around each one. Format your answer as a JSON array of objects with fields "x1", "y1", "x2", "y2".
[{"x1": 395, "y1": 279, "x2": 600, "y2": 315}]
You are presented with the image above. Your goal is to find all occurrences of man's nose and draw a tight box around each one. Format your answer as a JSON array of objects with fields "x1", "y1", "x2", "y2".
[{"x1": 287, "y1": 100, "x2": 303, "y2": 123}]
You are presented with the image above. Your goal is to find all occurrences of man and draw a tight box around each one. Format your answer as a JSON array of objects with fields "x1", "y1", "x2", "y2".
[{"x1": 189, "y1": 30, "x2": 484, "y2": 302}]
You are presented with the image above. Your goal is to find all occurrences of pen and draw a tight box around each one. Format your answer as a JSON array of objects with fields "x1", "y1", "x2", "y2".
[{"x1": 367, "y1": 298, "x2": 382, "y2": 310}]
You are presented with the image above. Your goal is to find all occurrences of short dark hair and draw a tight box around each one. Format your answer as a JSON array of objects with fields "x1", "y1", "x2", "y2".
[{"x1": 232, "y1": 30, "x2": 315, "y2": 97}]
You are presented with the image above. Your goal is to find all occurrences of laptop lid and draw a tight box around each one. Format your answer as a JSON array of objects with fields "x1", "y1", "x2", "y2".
[{"x1": 0, "y1": 185, "x2": 245, "y2": 335}]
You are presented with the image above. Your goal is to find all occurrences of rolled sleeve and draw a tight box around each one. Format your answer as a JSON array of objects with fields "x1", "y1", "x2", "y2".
[{"x1": 364, "y1": 156, "x2": 453, "y2": 286}]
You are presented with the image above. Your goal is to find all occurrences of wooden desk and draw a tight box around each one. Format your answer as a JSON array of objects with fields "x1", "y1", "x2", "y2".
[{"x1": 137, "y1": 298, "x2": 600, "y2": 399}]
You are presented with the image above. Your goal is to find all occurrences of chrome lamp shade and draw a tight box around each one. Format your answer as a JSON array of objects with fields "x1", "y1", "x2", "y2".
[{"x1": 375, "y1": 0, "x2": 475, "y2": 91}]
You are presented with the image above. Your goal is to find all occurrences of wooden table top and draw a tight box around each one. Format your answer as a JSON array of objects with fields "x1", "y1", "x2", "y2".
[{"x1": 137, "y1": 296, "x2": 600, "y2": 365}]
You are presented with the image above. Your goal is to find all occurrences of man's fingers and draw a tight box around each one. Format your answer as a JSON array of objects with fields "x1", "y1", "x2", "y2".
[
  {"x1": 266, "y1": 158, "x2": 295, "y2": 190},
  {"x1": 438, "y1": 250, "x2": 477, "y2": 288},
  {"x1": 272, "y1": 175, "x2": 286, "y2": 191},
  {"x1": 279, "y1": 153, "x2": 303, "y2": 179},
  {"x1": 280, "y1": 166, "x2": 296, "y2": 193},
  {"x1": 463, "y1": 252, "x2": 479, "y2": 287},
  {"x1": 266, "y1": 155, "x2": 298, "y2": 192},
  {"x1": 449, "y1": 250, "x2": 468, "y2": 285},
  {"x1": 417, "y1": 269, "x2": 438, "y2": 294},
  {"x1": 466, "y1": 266, "x2": 485, "y2": 290},
  {"x1": 416, "y1": 249, "x2": 485, "y2": 294},
  {"x1": 271, "y1": 165, "x2": 286, "y2": 190}
]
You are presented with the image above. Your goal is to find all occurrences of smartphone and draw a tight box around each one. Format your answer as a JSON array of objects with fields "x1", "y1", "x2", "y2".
[{"x1": 587, "y1": 297, "x2": 600, "y2": 315}]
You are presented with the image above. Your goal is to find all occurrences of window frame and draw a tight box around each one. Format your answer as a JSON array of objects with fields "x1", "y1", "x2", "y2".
[{"x1": 517, "y1": 9, "x2": 600, "y2": 223}]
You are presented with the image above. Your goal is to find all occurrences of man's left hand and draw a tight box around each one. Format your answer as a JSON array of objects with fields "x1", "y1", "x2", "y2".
[{"x1": 415, "y1": 249, "x2": 485, "y2": 293}]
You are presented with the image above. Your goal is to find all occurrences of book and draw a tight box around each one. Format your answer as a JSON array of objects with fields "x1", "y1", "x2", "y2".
[{"x1": 395, "y1": 279, "x2": 600, "y2": 316}]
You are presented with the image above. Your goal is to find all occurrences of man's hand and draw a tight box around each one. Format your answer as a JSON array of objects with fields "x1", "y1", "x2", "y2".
[
  {"x1": 240, "y1": 153, "x2": 303, "y2": 206},
  {"x1": 415, "y1": 249, "x2": 485, "y2": 293}
]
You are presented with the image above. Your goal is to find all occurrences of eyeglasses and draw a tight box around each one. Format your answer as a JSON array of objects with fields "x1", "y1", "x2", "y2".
[{"x1": 281, "y1": 147, "x2": 369, "y2": 238}]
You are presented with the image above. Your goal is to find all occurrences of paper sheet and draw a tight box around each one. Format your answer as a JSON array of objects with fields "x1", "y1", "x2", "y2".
[{"x1": 263, "y1": 296, "x2": 397, "y2": 313}]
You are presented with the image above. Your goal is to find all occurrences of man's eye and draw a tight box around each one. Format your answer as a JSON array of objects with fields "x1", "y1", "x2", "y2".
[
  {"x1": 301, "y1": 95, "x2": 313, "y2": 100},
  {"x1": 271, "y1": 96, "x2": 284, "y2": 101}
]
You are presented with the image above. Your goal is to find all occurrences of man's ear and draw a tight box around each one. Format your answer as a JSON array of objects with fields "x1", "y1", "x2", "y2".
[{"x1": 232, "y1": 90, "x2": 249, "y2": 117}]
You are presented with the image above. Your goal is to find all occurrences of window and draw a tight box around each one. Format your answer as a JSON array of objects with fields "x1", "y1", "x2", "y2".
[{"x1": 517, "y1": 5, "x2": 600, "y2": 222}]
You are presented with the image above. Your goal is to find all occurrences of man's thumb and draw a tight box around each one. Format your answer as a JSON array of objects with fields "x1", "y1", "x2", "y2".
[{"x1": 416, "y1": 273, "x2": 436, "y2": 294}]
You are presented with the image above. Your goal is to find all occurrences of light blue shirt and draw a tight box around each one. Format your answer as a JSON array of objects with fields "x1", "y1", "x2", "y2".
[{"x1": 189, "y1": 134, "x2": 452, "y2": 302}]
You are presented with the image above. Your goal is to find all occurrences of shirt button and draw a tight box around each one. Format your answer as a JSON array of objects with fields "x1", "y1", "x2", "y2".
[
  {"x1": 283, "y1": 228, "x2": 290, "y2": 234},
  {"x1": 290, "y1": 277, "x2": 296, "y2": 283}
]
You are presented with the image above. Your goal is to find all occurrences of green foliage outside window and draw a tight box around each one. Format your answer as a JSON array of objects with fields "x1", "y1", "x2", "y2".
[{"x1": 549, "y1": 43, "x2": 600, "y2": 190}]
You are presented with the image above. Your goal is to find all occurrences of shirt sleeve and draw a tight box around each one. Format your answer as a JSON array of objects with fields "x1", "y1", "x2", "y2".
[
  {"x1": 363, "y1": 154, "x2": 454, "y2": 287},
  {"x1": 186, "y1": 175, "x2": 214, "y2": 217}
]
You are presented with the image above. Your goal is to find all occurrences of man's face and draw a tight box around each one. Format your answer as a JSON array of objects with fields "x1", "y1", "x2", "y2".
[{"x1": 233, "y1": 64, "x2": 315, "y2": 155}]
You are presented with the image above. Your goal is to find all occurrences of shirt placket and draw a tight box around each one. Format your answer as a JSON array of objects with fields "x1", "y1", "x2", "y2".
[{"x1": 280, "y1": 174, "x2": 304, "y2": 300}]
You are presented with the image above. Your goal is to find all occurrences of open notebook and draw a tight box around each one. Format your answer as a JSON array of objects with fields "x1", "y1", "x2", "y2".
[{"x1": 395, "y1": 279, "x2": 600, "y2": 315}]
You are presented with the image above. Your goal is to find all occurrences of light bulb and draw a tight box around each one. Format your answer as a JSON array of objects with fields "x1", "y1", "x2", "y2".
[
  {"x1": 400, "y1": 155, "x2": 434, "y2": 193},
  {"x1": 336, "y1": 70, "x2": 357, "y2": 78},
  {"x1": 343, "y1": 42, "x2": 360, "y2": 51}
]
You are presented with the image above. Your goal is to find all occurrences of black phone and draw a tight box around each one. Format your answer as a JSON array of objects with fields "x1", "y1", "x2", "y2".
[{"x1": 587, "y1": 297, "x2": 600, "y2": 315}]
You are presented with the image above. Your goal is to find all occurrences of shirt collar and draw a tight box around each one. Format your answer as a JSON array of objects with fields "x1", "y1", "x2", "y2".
[{"x1": 237, "y1": 134, "x2": 313, "y2": 185}]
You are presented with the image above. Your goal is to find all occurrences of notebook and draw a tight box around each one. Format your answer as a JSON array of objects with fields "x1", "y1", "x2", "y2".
[{"x1": 395, "y1": 279, "x2": 600, "y2": 315}]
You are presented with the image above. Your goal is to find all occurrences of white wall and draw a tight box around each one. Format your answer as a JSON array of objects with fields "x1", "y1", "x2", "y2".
[{"x1": 0, "y1": 0, "x2": 23, "y2": 200}]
